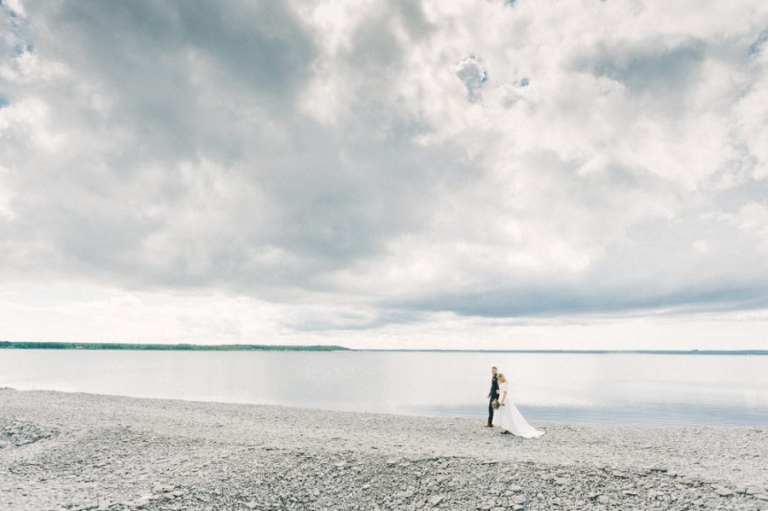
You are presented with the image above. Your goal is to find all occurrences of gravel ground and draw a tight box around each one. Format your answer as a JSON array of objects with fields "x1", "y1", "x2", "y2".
[{"x1": 1, "y1": 388, "x2": 767, "y2": 510}]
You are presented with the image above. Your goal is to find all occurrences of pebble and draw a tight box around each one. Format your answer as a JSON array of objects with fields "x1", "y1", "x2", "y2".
[{"x1": 428, "y1": 494, "x2": 444, "y2": 505}]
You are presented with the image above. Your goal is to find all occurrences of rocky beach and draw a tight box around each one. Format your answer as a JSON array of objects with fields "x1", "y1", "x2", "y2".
[{"x1": 1, "y1": 388, "x2": 767, "y2": 510}]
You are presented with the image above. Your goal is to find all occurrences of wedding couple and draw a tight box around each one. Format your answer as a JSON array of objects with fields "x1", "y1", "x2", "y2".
[{"x1": 486, "y1": 366, "x2": 544, "y2": 438}]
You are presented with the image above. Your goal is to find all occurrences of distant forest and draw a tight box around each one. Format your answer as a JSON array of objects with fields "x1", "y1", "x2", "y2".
[{"x1": 0, "y1": 341, "x2": 349, "y2": 351}]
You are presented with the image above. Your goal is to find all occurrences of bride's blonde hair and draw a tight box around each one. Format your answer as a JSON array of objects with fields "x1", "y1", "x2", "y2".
[{"x1": 497, "y1": 373, "x2": 506, "y2": 383}]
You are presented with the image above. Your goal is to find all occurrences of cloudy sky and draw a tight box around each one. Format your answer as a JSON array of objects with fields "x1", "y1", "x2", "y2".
[{"x1": 1, "y1": 0, "x2": 768, "y2": 349}]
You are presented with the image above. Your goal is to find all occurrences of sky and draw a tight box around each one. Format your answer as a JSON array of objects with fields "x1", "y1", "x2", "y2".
[{"x1": 1, "y1": 0, "x2": 768, "y2": 350}]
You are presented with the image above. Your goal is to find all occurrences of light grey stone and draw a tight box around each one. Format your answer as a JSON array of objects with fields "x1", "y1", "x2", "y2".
[{"x1": 428, "y1": 494, "x2": 444, "y2": 505}]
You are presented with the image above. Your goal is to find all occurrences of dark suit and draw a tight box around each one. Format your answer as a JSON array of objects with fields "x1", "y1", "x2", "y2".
[{"x1": 488, "y1": 375, "x2": 499, "y2": 425}]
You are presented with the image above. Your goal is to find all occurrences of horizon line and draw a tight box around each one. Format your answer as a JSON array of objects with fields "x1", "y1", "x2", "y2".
[{"x1": 1, "y1": 341, "x2": 766, "y2": 355}]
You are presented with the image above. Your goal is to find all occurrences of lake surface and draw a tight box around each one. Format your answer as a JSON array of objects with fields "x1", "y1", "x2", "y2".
[{"x1": 2, "y1": 350, "x2": 767, "y2": 426}]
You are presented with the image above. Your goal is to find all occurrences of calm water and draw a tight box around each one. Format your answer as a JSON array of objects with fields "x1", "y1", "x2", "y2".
[{"x1": 1, "y1": 350, "x2": 767, "y2": 426}]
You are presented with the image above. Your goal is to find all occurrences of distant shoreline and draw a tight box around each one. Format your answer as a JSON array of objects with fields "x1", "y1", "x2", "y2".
[
  {"x1": 0, "y1": 341, "x2": 348, "y2": 351},
  {"x1": 0, "y1": 341, "x2": 766, "y2": 355}
]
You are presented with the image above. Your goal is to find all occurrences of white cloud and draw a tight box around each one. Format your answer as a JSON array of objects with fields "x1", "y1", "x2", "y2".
[
  {"x1": 0, "y1": 164, "x2": 14, "y2": 219},
  {"x1": 735, "y1": 202, "x2": 768, "y2": 252},
  {"x1": 2, "y1": 0, "x2": 24, "y2": 17}
]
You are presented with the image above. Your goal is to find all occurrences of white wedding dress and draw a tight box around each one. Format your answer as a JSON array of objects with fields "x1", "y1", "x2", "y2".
[{"x1": 492, "y1": 382, "x2": 544, "y2": 438}]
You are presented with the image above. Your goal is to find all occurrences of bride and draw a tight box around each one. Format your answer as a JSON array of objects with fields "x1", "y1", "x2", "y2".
[{"x1": 492, "y1": 373, "x2": 545, "y2": 438}]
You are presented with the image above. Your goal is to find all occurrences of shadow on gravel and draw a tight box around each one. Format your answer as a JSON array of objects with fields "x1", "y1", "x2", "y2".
[{"x1": 0, "y1": 417, "x2": 59, "y2": 448}]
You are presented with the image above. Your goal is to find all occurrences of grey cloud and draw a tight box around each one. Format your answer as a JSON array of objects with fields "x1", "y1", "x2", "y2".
[
  {"x1": 404, "y1": 282, "x2": 768, "y2": 319},
  {"x1": 36, "y1": 0, "x2": 317, "y2": 162},
  {"x1": 342, "y1": 0, "x2": 436, "y2": 95},
  {"x1": 286, "y1": 309, "x2": 420, "y2": 332},
  {"x1": 2, "y1": 0, "x2": 768, "y2": 331},
  {"x1": 0, "y1": 0, "x2": 474, "y2": 301},
  {"x1": 393, "y1": 0, "x2": 435, "y2": 41},
  {"x1": 748, "y1": 29, "x2": 768, "y2": 56},
  {"x1": 573, "y1": 39, "x2": 709, "y2": 116},
  {"x1": 50, "y1": 1, "x2": 316, "y2": 99},
  {"x1": 394, "y1": 203, "x2": 768, "y2": 319},
  {"x1": 376, "y1": 143, "x2": 768, "y2": 321},
  {"x1": 456, "y1": 56, "x2": 488, "y2": 102},
  {"x1": 589, "y1": 41, "x2": 706, "y2": 90}
]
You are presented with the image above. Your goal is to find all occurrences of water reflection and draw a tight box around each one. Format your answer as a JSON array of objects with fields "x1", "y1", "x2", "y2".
[{"x1": 1, "y1": 350, "x2": 766, "y2": 426}]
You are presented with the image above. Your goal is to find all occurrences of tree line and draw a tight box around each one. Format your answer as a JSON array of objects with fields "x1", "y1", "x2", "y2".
[{"x1": 0, "y1": 341, "x2": 348, "y2": 351}]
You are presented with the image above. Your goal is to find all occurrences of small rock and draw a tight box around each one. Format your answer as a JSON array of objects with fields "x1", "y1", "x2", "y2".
[
  {"x1": 715, "y1": 487, "x2": 734, "y2": 497},
  {"x1": 429, "y1": 494, "x2": 444, "y2": 505},
  {"x1": 152, "y1": 482, "x2": 164, "y2": 493}
]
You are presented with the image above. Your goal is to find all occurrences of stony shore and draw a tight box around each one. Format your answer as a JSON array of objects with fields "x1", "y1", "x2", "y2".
[{"x1": 1, "y1": 388, "x2": 767, "y2": 510}]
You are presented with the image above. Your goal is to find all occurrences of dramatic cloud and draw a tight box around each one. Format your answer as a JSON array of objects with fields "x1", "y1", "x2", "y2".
[{"x1": 1, "y1": 0, "x2": 767, "y2": 348}]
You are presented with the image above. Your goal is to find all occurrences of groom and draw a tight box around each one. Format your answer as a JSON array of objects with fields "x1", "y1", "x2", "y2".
[{"x1": 486, "y1": 366, "x2": 499, "y2": 427}]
